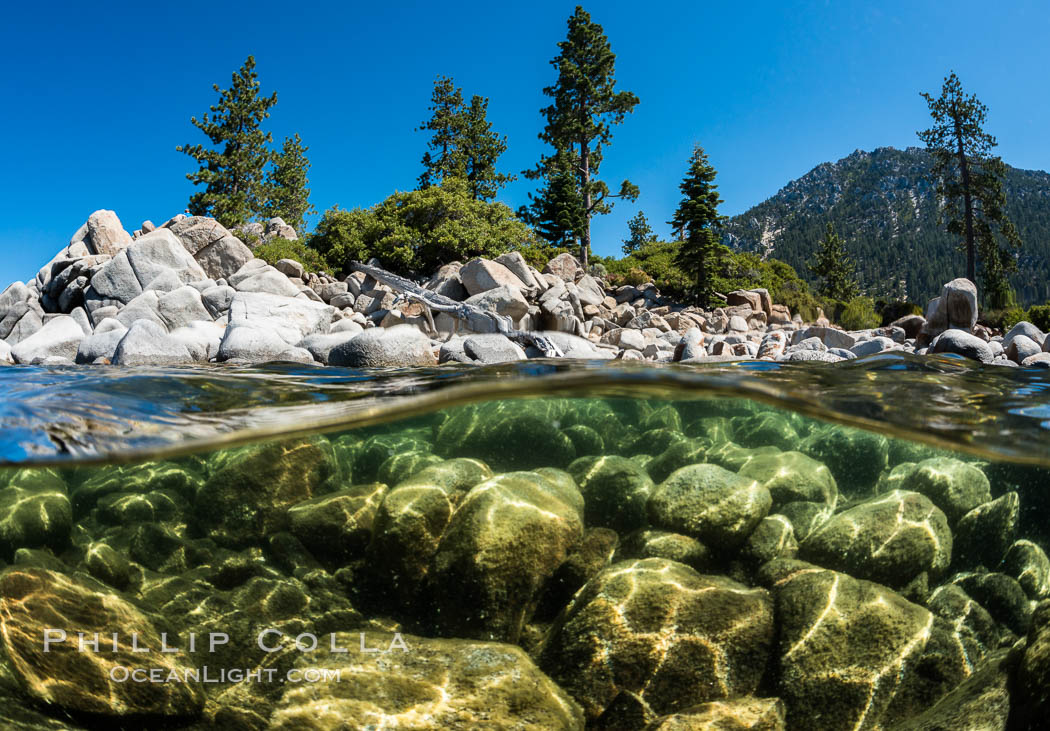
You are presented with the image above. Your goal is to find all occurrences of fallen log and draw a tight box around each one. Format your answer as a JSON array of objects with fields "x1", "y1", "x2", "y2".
[{"x1": 350, "y1": 261, "x2": 564, "y2": 358}]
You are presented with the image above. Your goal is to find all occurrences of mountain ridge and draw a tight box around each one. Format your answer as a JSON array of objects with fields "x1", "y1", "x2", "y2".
[{"x1": 722, "y1": 146, "x2": 1050, "y2": 306}]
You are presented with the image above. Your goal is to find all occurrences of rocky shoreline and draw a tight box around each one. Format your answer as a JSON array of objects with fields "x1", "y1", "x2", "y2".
[{"x1": 1, "y1": 209, "x2": 1046, "y2": 368}]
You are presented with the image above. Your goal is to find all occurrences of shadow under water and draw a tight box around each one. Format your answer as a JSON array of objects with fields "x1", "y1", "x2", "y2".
[{"x1": 0, "y1": 356, "x2": 1048, "y2": 729}]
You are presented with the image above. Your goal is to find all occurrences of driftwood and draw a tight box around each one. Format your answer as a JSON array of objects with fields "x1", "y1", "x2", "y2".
[{"x1": 350, "y1": 261, "x2": 565, "y2": 358}]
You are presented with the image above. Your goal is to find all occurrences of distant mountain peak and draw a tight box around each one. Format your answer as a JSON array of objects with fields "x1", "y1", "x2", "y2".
[{"x1": 723, "y1": 146, "x2": 1050, "y2": 305}]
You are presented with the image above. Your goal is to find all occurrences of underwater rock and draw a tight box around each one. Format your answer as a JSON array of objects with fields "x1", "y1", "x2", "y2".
[
  {"x1": 539, "y1": 558, "x2": 774, "y2": 721},
  {"x1": 774, "y1": 501, "x2": 832, "y2": 542},
  {"x1": 367, "y1": 458, "x2": 492, "y2": 610},
  {"x1": 800, "y1": 425, "x2": 889, "y2": 495},
  {"x1": 0, "y1": 468, "x2": 71, "y2": 558},
  {"x1": 644, "y1": 696, "x2": 786, "y2": 731},
  {"x1": 0, "y1": 567, "x2": 203, "y2": 718},
  {"x1": 892, "y1": 649, "x2": 1012, "y2": 731},
  {"x1": 71, "y1": 460, "x2": 202, "y2": 515},
  {"x1": 952, "y1": 571, "x2": 1033, "y2": 636},
  {"x1": 423, "y1": 470, "x2": 583, "y2": 642},
  {"x1": 647, "y1": 463, "x2": 771, "y2": 550},
  {"x1": 83, "y1": 541, "x2": 131, "y2": 590},
  {"x1": 705, "y1": 441, "x2": 782, "y2": 472},
  {"x1": 927, "y1": 583, "x2": 1000, "y2": 656},
  {"x1": 645, "y1": 438, "x2": 709, "y2": 483},
  {"x1": 953, "y1": 492, "x2": 1019, "y2": 570},
  {"x1": 193, "y1": 437, "x2": 338, "y2": 548},
  {"x1": 96, "y1": 488, "x2": 184, "y2": 525},
  {"x1": 625, "y1": 427, "x2": 688, "y2": 458},
  {"x1": 799, "y1": 490, "x2": 952, "y2": 588},
  {"x1": 742, "y1": 515, "x2": 799, "y2": 565},
  {"x1": 1016, "y1": 599, "x2": 1050, "y2": 725},
  {"x1": 887, "y1": 457, "x2": 993, "y2": 525},
  {"x1": 562, "y1": 423, "x2": 605, "y2": 457},
  {"x1": 731, "y1": 412, "x2": 800, "y2": 451},
  {"x1": 351, "y1": 432, "x2": 431, "y2": 483},
  {"x1": 535, "y1": 526, "x2": 619, "y2": 621},
  {"x1": 614, "y1": 529, "x2": 714, "y2": 572},
  {"x1": 1003, "y1": 539, "x2": 1050, "y2": 599},
  {"x1": 738, "y1": 450, "x2": 837, "y2": 508},
  {"x1": 435, "y1": 403, "x2": 577, "y2": 470},
  {"x1": 266, "y1": 632, "x2": 584, "y2": 730},
  {"x1": 375, "y1": 450, "x2": 442, "y2": 485},
  {"x1": 568, "y1": 455, "x2": 654, "y2": 533},
  {"x1": 288, "y1": 482, "x2": 387, "y2": 562},
  {"x1": 763, "y1": 560, "x2": 970, "y2": 731}
]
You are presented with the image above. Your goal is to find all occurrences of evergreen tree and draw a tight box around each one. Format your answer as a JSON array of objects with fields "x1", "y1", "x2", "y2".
[
  {"x1": 622, "y1": 211, "x2": 657, "y2": 255},
  {"x1": 808, "y1": 223, "x2": 860, "y2": 301},
  {"x1": 519, "y1": 148, "x2": 585, "y2": 248},
  {"x1": 418, "y1": 76, "x2": 465, "y2": 189},
  {"x1": 918, "y1": 71, "x2": 1021, "y2": 303},
  {"x1": 670, "y1": 145, "x2": 725, "y2": 306},
  {"x1": 417, "y1": 77, "x2": 514, "y2": 200},
  {"x1": 527, "y1": 5, "x2": 639, "y2": 267},
  {"x1": 264, "y1": 134, "x2": 316, "y2": 235},
  {"x1": 177, "y1": 56, "x2": 277, "y2": 228},
  {"x1": 459, "y1": 94, "x2": 515, "y2": 201}
]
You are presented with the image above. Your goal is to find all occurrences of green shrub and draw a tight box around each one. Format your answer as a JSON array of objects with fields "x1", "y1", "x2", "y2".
[
  {"x1": 878, "y1": 300, "x2": 923, "y2": 327},
  {"x1": 838, "y1": 296, "x2": 881, "y2": 330},
  {"x1": 1027, "y1": 305, "x2": 1050, "y2": 333},
  {"x1": 310, "y1": 177, "x2": 538, "y2": 277},
  {"x1": 253, "y1": 237, "x2": 327, "y2": 273}
]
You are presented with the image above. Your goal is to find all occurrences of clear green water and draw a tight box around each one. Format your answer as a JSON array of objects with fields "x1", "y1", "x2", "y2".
[{"x1": 0, "y1": 357, "x2": 1048, "y2": 729}]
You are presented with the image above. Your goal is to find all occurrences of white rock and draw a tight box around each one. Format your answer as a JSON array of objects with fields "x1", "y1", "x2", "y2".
[
  {"x1": 217, "y1": 324, "x2": 314, "y2": 363},
  {"x1": 167, "y1": 321, "x2": 224, "y2": 361},
  {"x1": 464, "y1": 285, "x2": 529, "y2": 321},
  {"x1": 298, "y1": 332, "x2": 360, "y2": 365},
  {"x1": 11, "y1": 315, "x2": 85, "y2": 364},
  {"x1": 195, "y1": 235, "x2": 254, "y2": 280},
  {"x1": 115, "y1": 291, "x2": 167, "y2": 330},
  {"x1": 328, "y1": 325, "x2": 436, "y2": 367},
  {"x1": 85, "y1": 210, "x2": 132, "y2": 256},
  {"x1": 157, "y1": 286, "x2": 212, "y2": 331},
  {"x1": 459, "y1": 259, "x2": 527, "y2": 296},
  {"x1": 226, "y1": 291, "x2": 334, "y2": 345},
  {"x1": 228, "y1": 259, "x2": 301, "y2": 298},
  {"x1": 112, "y1": 320, "x2": 193, "y2": 365}
]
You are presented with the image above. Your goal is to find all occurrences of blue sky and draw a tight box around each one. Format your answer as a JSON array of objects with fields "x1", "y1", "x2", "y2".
[{"x1": 3, "y1": 0, "x2": 1049, "y2": 286}]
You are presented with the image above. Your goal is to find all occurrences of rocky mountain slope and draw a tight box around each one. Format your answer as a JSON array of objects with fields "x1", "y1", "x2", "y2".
[{"x1": 722, "y1": 147, "x2": 1050, "y2": 306}]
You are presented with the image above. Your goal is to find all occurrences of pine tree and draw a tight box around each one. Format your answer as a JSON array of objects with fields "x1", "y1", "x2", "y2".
[
  {"x1": 519, "y1": 148, "x2": 585, "y2": 248},
  {"x1": 918, "y1": 71, "x2": 1021, "y2": 303},
  {"x1": 622, "y1": 211, "x2": 657, "y2": 255},
  {"x1": 527, "y1": 5, "x2": 639, "y2": 267},
  {"x1": 418, "y1": 77, "x2": 514, "y2": 200},
  {"x1": 670, "y1": 145, "x2": 725, "y2": 306},
  {"x1": 418, "y1": 76, "x2": 465, "y2": 189},
  {"x1": 177, "y1": 56, "x2": 277, "y2": 228},
  {"x1": 459, "y1": 95, "x2": 515, "y2": 201},
  {"x1": 264, "y1": 134, "x2": 316, "y2": 235},
  {"x1": 808, "y1": 223, "x2": 860, "y2": 301}
]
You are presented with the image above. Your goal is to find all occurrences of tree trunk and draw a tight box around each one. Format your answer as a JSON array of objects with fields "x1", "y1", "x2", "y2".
[
  {"x1": 580, "y1": 138, "x2": 590, "y2": 269},
  {"x1": 954, "y1": 113, "x2": 976, "y2": 282}
]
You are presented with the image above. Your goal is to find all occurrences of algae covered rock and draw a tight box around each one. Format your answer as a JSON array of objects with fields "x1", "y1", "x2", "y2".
[
  {"x1": 647, "y1": 463, "x2": 771, "y2": 550},
  {"x1": 800, "y1": 425, "x2": 889, "y2": 495},
  {"x1": 0, "y1": 468, "x2": 72, "y2": 558},
  {"x1": 367, "y1": 458, "x2": 492, "y2": 609},
  {"x1": 194, "y1": 436, "x2": 338, "y2": 547},
  {"x1": 892, "y1": 650, "x2": 1012, "y2": 731},
  {"x1": 764, "y1": 560, "x2": 971, "y2": 731},
  {"x1": 288, "y1": 482, "x2": 387, "y2": 562},
  {"x1": 436, "y1": 402, "x2": 577, "y2": 470},
  {"x1": 0, "y1": 567, "x2": 204, "y2": 719},
  {"x1": 732, "y1": 411, "x2": 800, "y2": 451},
  {"x1": 953, "y1": 491, "x2": 1019, "y2": 570},
  {"x1": 889, "y1": 457, "x2": 992, "y2": 524},
  {"x1": 568, "y1": 454, "x2": 654, "y2": 533},
  {"x1": 269, "y1": 632, "x2": 584, "y2": 730},
  {"x1": 614, "y1": 529, "x2": 714, "y2": 572},
  {"x1": 645, "y1": 438, "x2": 709, "y2": 483},
  {"x1": 742, "y1": 514, "x2": 799, "y2": 565},
  {"x1": 799, "y1": 490, "x2": 952, "y2": 588},
  {"x1": 738, "y1": 450, "x2": 838, "y2": 508},
  {"x1": 423, "y1": 470, "x2": 583, "y2": 641},
  {"x1": 539, "y1": 558, "x2": 774, "y2": 721},
  {"x1": 646, "y1": 696, "x2": 786, "y2": 731},
  {"x1": 1003, "y1": 539, "x2": 1050, "y2": 599},
  {"x1": 1016, "y1": 599, "x2": 1050, "y2": 726}
]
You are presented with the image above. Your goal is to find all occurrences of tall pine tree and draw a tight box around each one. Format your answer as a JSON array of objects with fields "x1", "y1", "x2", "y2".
[
  {"x1": 622, "y1": 211, "x2": 657, "y2": 255},
  {"x1": 918, "y1": 71, "x2": 1021, "y2": 306},
  {"x1": 459, "y1": 94, "x2": 515, "y2": 201},
  {"x1": 264, "y1": 134, "x2": 316, "y2": 235},
  {"x1": 808, "y1": 223, "x2": 860, "y2": 301},
  {"x1": 418, "y1": 77, "x2": 513, "y2": 200},
  {"x1": 528, "y1": 5, "x2": 639, "y2": 266},
  {"x1": 177, "y1": 56, "x2": 277, "y2": 228},
  {"x1": 670, "y1": 145, "x2": 725, "y2": 306},
  {"x1": 418, "y1": 76, "x2": 464, "y2": 189},
  {"x1": 519, "y1": 148, "x2": 585, "y2": 248}
]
